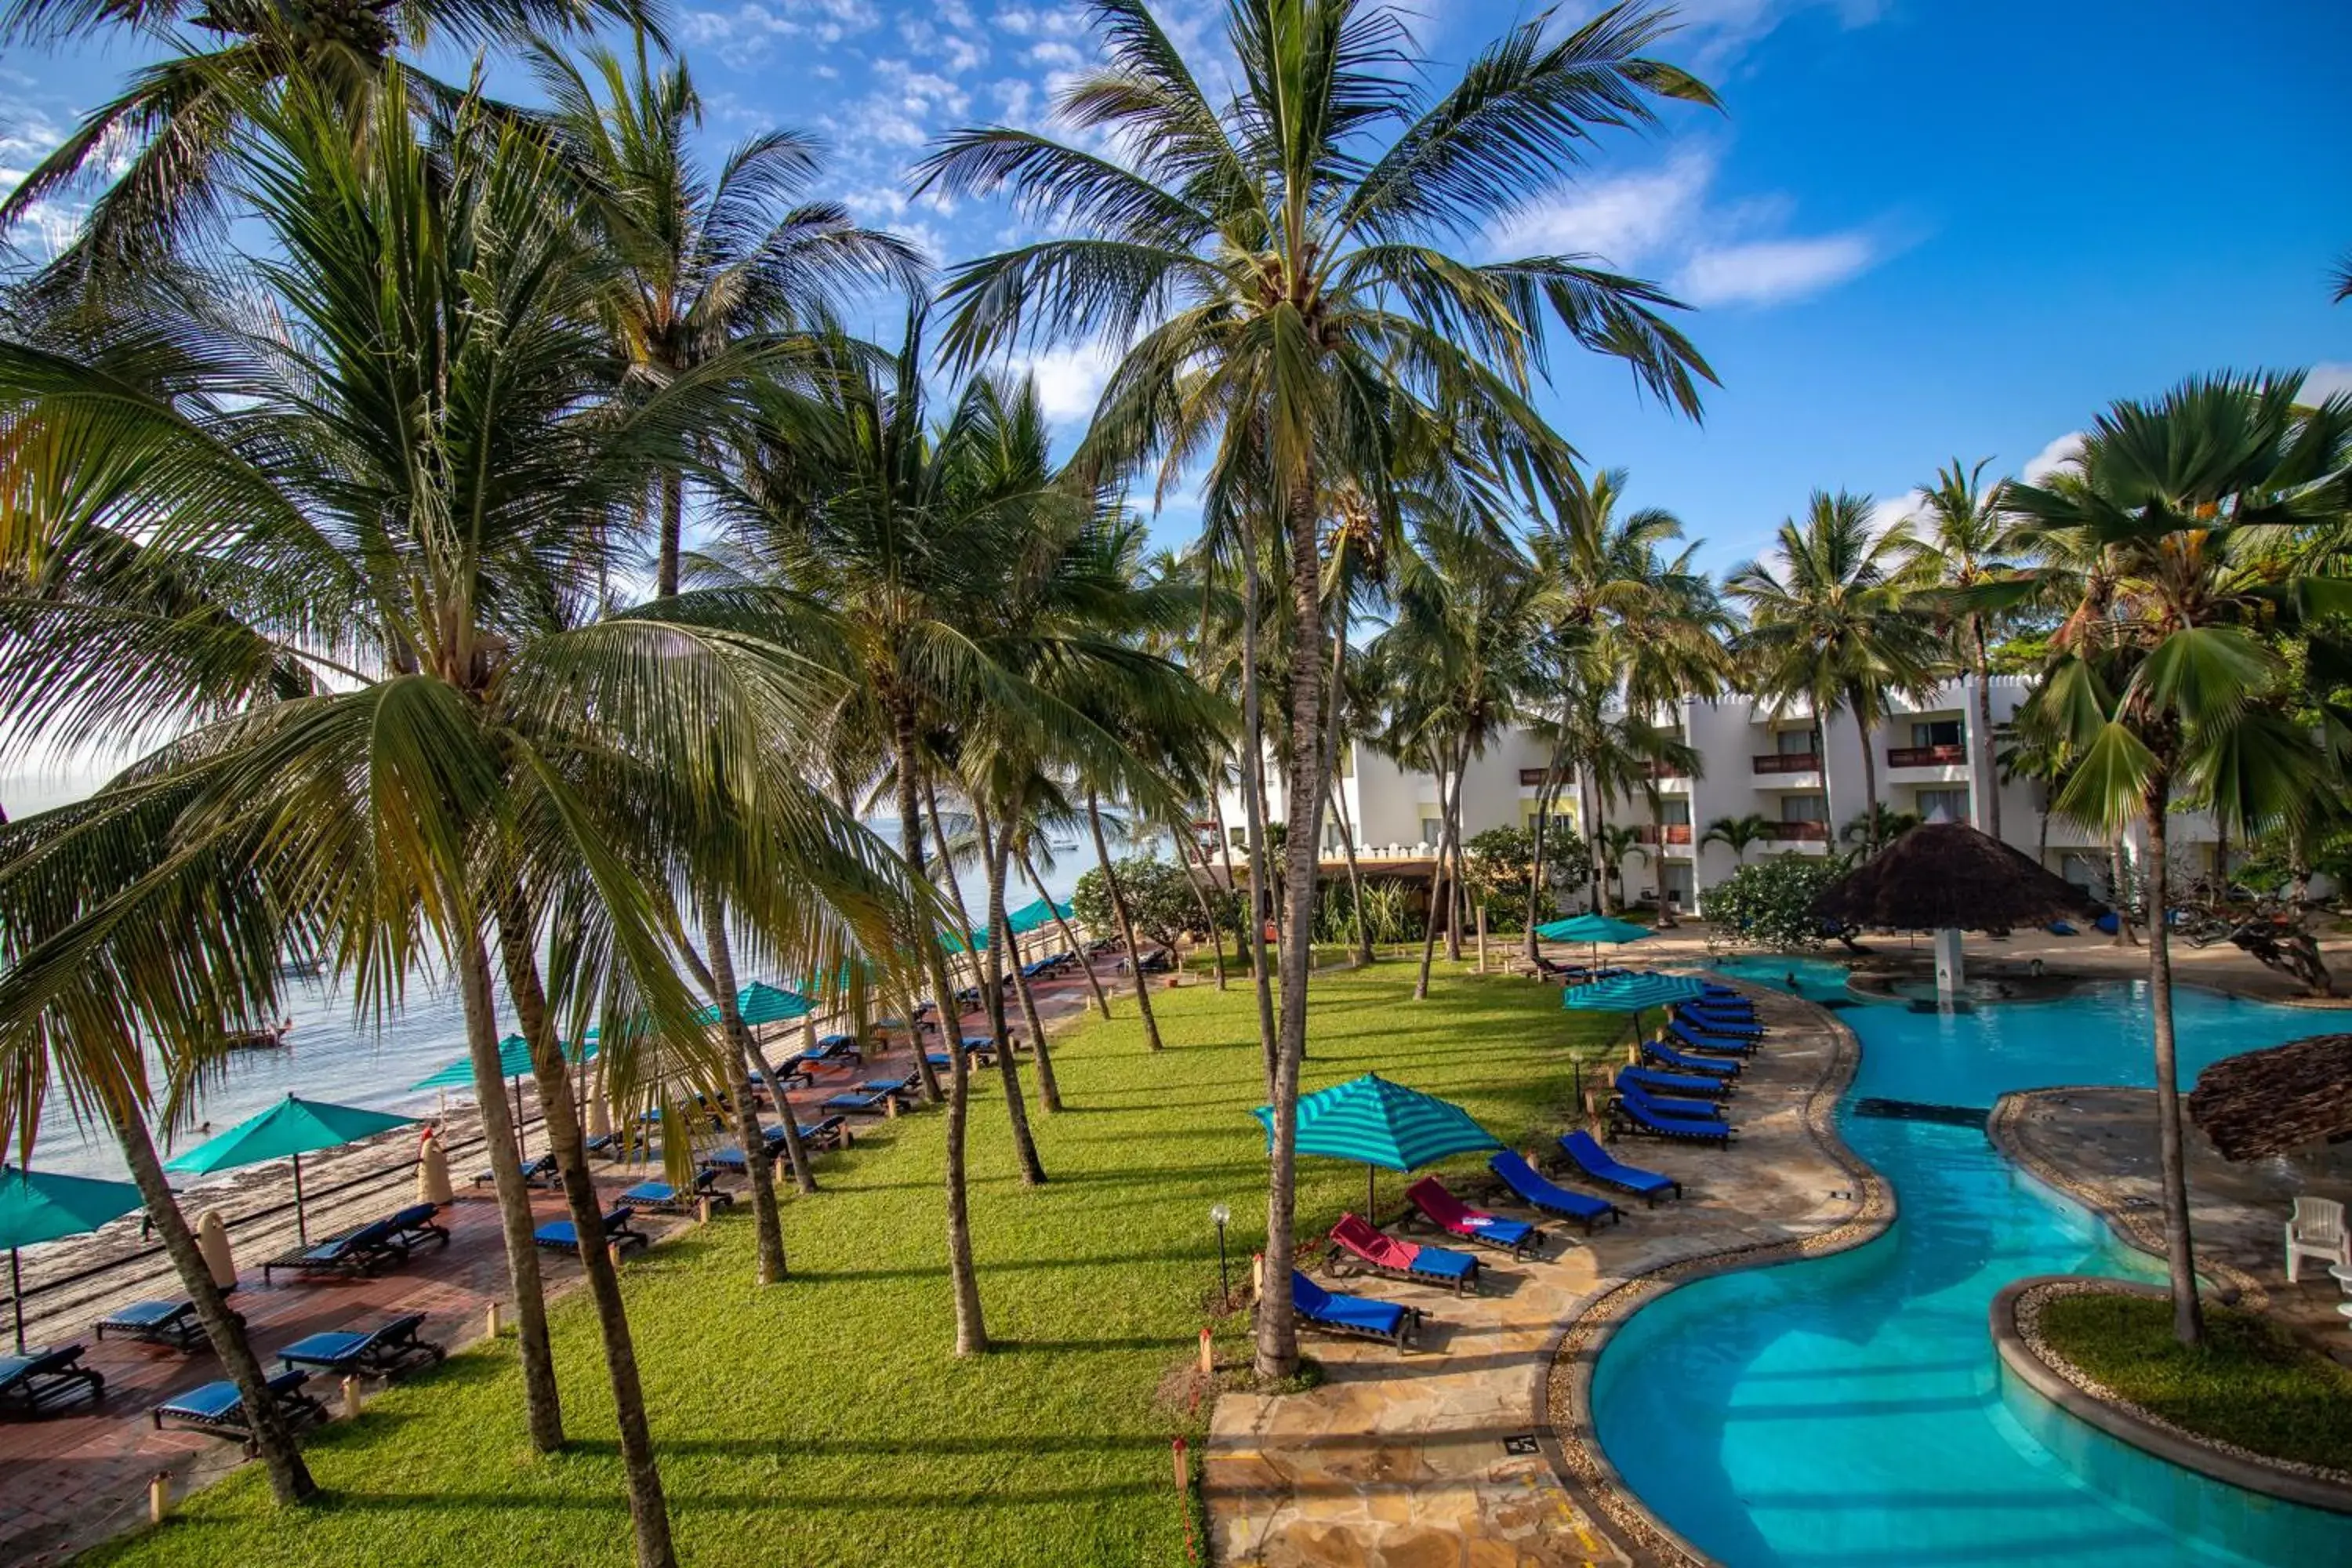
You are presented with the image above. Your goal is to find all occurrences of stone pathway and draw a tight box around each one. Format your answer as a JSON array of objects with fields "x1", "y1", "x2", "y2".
[
  {"x1": 1204, "y1": 982, "x2": 1872, "y2": 1568},
  {"x1": 1994, "y1": 1084, "x2": 2352, "y2": 1361}
]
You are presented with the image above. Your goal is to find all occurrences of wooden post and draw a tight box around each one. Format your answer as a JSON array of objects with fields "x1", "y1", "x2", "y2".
[
  {"x1": 696, "y1": 1197, "x2": 713, "y2": 1225},
  {"x1": 485, "y1": 1301, "x2": 502, "y2": 1338},
  {"x1": 885, "y1": 1091, "x2": 899, "y2": 1120},
  {"x1": 341, "y1": 1375, "x2": 363, "y2": 1421},
  {"x1": 1199, "y1": 1326, "x2": 1215, "y2": 1376},
  {"x1": 1250, "y1": 1250, "x2": 1265, "y2": 1301},
  {"x1": 1476, "y1": 905, "x2": 1488, "y2": 972},
  {"x1": 608, "y1": 1240, "x2": 628, "y2": 1269}
]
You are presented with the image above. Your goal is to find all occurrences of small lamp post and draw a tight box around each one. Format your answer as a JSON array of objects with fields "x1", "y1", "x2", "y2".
[{"x1": 1210, "y1": 1202, "x2": 1232, "y2": 1308}]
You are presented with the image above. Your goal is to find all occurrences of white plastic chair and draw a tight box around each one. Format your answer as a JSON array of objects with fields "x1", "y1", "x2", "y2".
[{"x1": 2285, "y1": 1196, "x2": 2350, "y2": 1283}]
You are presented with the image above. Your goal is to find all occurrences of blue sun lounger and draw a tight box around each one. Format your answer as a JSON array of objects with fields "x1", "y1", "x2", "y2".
[
  {"x1": 533, "y1": 1205, "x2": 646, "y2": 1254},
  {"x1": 1487, "y1": 1151, "x2": 1621, "y2": 1232},
  {"x1": 97, "y1": 1286, "x2": 241, "y2": 1352},
  {"x1": 620, "y1": 1168, "x2": 732, "y2": 1214},
  {"x1": 1616, "y1": 1075, "x2": 1726, "y2": 1122},
  {"x1": 151, "y1": 1369, "x2": 326, "y2": 1450},
  {"x1": 1557, "y1": 1131, "x2": 1682, "y2": 1203},
  {"x1": 1642, "y1": 1040, "x2": 1740, "y2": 1078},
  {"x1": 277, "y1": 1312, "x2": 445, "y2": 1379},
  {"x1": 1678, "y1": 1004, "x2": 1762, "y2": 1037},
  {"x1": 1290, "y1": 1271, "x2": 1421, "y2": 1348},
  {"x1": 821, "y1": 1087, "x2": 895, "y2": 1116},
  {"x1": 1619, "y1": 1065, "x2": 1732, "y2": 1101},
  {"x1": 1667, "y1": 1018, "x2": 1759, "y2": 1058},
  {"x1": 1611, "y1": 1089, "x2": 1733, "y2": 1145},
  {"x1": 261, "y1": 1203, "x2": 448, "y2": 1283},
  {"x1": 0, "y1": 1344, "x2": 103, "y2": 1415},
  {"x1": 1327, "y1": 1213, "x2": 1481, "y2": 1294}
]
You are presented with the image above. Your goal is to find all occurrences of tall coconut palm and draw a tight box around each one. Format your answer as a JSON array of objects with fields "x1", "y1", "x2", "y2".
[
  {"x1": 915, "y1": 0, "x2": 1715, "y2": 1378},
  {"x1": 0, "y1": 76, "x2": 916, "y2": 1562},
  {"x1": 2009, "y1": 370, "x2": 2352, "y2": 1347},
  {"x1": 1728, "y1": 492, "x2": 1941, "y2": 854},
  {"x1": 0, "y1": 0, "x2": 655, "y2": 279},
  {"x1": 1900, "y1": 458, "x2": 2032, "y2": 840},
  {"x1": 1701, "y1": 812, "x2": 1773, "y2": 866},
  {"x1": 528, "y1": 39, "x2": 921, "y2": 596}
]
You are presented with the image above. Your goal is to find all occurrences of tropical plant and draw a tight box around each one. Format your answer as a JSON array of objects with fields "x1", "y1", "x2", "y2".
[
  {"x1": 0, "y1": 75, "x2": 917, "y2": 1564},
  {"x1": 2007, "y1": 368, "x2": 2352, "y2": 1348},
  {"x1": 1841, "y1": 804, "x2": 1923, "y2": 849},
  {"x1": 1700, "y1": 812, "x2": 1773, "y2": 866},
  {"x1": 1901, "y1": 457, "x2": 2033, "y2": 840},
  {"x1": 914, "y1": 0, "x2": 1717, "y2": 1380},
  {"x1": 530, "y1": 38, "x2": 920, "y2": 596},
  {"x1": 1729, "y1": 491, "x2": 1943, "y2": 853},
  {"x1": 0, "y1": 0, "x2": 651, "y2": 278},
  {"x1": 1459, "y1": 825, "x2": 1555, "y2": 933},
  {"x1": 1703, "y1": 855, "x2": 1855, "y2": 951},
  {"x1": 1594, "y1": 821, "x2": 1646, "y2": 910}
]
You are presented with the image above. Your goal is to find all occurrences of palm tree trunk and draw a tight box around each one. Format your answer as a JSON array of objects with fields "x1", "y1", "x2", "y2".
[
  {"x1": 1236, "y1": 553, "x2": 1280, "y2": 1087},
  {"x1": 104, "y1": 1086, "x2": 315, "y2": 1504},
  {"x1": 2143, "y1": 781, "x2": 2206, "y2": 1348},
  {"x1": 1649, "y1": 793, "x2": 1675, "y2": 927},
  {"x1": 1257, "y1": 473, "x2": 1329, "y2": 1384},
  {"x1": 1003, "y1": 864, "x2": 1063, "y2": 1110},
  {"x1": 739, "y1": 1032, "x2": 815, "y2": 1193},
  {"x1": 455, "y1": 928, "x2": 563, "y2": 1450},
  {"x1": 1525, "y1": 741, "x2": 1567, "y2": 962},
  {"x1": 655, "y1": 469, "x2": 684, "y2": 599},
  {"x1": 1313, "y1": 612, "x2": 1356, "y2": 967},
  {"x1": 1181, "y1": 833, "x2": 1230, "y2": 989},
  {"x1": 970, "y1": 799, "x2": 1046, "y2": 1184},
  {"x1": 1025, "y1": 848, "x2": 1110, "y2": 1020},
  {"x1": 1085, "y1": 788, "x2": 1163, "y2": 1051},
  {"x1": 1972, "y1": 618, "x2": 2002, "y2": 842},
  {"x1": 894, "y1": 718, "x2": 985, "y2": 1352},
  {"x1": 1443, "y1": 750, "x2": 1465, "y2": 964},
  {"x1": 498, "y1": 925, "x2": 674, "y2": 1568},
  {"x1": 2111, "y1": 837, "x2": 2140, "y2": 946},
  {"x1": 1857, "y1": 713, "x2": 1883, "y2": 855},
  {"x1": 1331, "y1": 775, "x2": 1372, "y2": 965},
  {"x1": 1416, "y1": 746, "x2": 1456, "y2": 1000},
  {"x1": 697, "y1": 904, "x2": 791, "y2": 1282}
]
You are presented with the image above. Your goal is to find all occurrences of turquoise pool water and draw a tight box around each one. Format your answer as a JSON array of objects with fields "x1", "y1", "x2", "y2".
[
  {"x1": 1708, "y1": 954, "x2": 1857, "y2": 1004},
  {"x1": 1590, "y1": 978, "x2": 2352, "y2": 1566}
]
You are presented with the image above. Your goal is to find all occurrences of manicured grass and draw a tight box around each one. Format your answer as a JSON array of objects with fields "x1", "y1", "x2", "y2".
[
  {"x1": 94, "y1": 962, "x2": 1615, "y2": 1568},
  {"x1": 2039, "y1": 1292, "x2": 2352, "y2": 1471}
]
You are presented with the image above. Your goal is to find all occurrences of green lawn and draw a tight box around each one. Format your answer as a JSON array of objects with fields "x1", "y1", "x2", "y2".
[
  {"x1": 2039, "y1": 1292, "x2": 2352, "y2": 1471},
  {"x1": 96, "y1": 963, "x2": 1615, "y2": 1568}
]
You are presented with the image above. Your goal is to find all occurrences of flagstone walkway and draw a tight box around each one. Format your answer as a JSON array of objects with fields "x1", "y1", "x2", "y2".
[{"x1": 1203, "y1": 982, "x2": 1876, "y2": 1568}]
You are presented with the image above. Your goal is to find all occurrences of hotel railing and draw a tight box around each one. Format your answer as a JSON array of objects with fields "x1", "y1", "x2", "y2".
[
  {"x1": 1886, "y1": 744, "x2": 1969, "y2": 767},
  {"x1": 1634, "y1": 824, "x2": 1693, "y2": 844},
  {"x1": 1751, "y1": 753, "x2": 1822, "y2": 773},
  {"x1": 1763, "y1": 821, "x2": 1831, "y2": 841}
]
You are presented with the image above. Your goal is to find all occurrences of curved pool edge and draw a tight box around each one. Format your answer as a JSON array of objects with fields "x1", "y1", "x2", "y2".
[
  {"x1": 1541, "y1": 985, "x2": 1896, "y2": 1568},
  {"x1": 1991, "y1": 1275, "x2": 2352, "y2": 1517},
  {"x1": 1987, "y1": 1088, "x2": 2266, "y2": 1310}
]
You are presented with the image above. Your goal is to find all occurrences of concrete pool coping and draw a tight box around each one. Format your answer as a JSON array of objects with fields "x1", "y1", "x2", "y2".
[
  {"x1": 1540, "y1": 980, "x2": 1895, "y2": 1568},
  {"x1": 1991, "y1": 1274, "x2": 2352, "y2": 1515}
]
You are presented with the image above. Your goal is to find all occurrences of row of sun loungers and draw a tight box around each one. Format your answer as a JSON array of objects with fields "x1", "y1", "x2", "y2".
[{"x1": 143, "y1": 1313, "x2": 443, "y2": 1452}]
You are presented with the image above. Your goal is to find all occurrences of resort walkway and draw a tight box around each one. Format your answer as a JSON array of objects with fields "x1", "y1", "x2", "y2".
[
  {"x1": 1203, "y1": 982, "x2": 1870, "y2": 1568},
  {"x1": 0, "y1": 955, "x2": 1127, "y2": 1566}
]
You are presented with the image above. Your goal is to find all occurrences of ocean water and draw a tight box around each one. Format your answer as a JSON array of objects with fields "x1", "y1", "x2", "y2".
[{"x1": 1590, "y1": 977, "x2": 2352, "y2": 1566}]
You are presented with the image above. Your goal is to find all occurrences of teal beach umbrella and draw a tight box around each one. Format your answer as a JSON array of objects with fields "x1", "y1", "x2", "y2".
[
  {"x1": 1254, "y1": 1073, "x2": 1501, "y2": 1214},
  {"x1": 1004, "y1": 898, "x2": 1072, "y2": 937},
  {"x1": 1563, "y1": 971, "x2": 1708, "y2": 1055},
  {"x1": 412, "y1": 1033, "x2": 597, "y2": 1167},
  {"x1": 1534, "y1": 912, "x2": 1653, "y2": 971},
  {"x1": 0, "y1": 1165, "x2": 144, "y2": 1351},
  {"x1": 165, "y1": 1094, "x2": 416, "y2": 1244}
]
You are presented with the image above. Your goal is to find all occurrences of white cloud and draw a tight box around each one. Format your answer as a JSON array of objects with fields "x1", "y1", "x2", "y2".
[
  {"x1": 1026, "y1": 40, "x2": 1083, "y2": 67},
  {"x1": 1494, "y1": 150, "x2": 1712, "y2": 268},
  {"x1": 1867, "y1": 489, "x2": 1926, "y2": 539},
  {"x1": 1675, "y1": 233, "x2": 1876, "y2": 307},
  {"x1": 1657, "y1": 0, "x2": 1890, "y2": 70},
  {"x1": 2303, "y1": 362, "x2": 2352, "y2": 403},
  {"x1": 1014, "y1": 341, "x2": 1120, "y2": 423},
  {"x1": 2021, "y1": 432, "x2": 2082, "y2": 483},
  {"x1": 680, "y1": 0, "x2": 880, "y2": 66}
]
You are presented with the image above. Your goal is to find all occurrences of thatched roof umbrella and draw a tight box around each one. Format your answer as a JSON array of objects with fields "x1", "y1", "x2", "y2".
[
  {"x1": 1809, "y1": 822, "x2": 2098, "y2": 998},
  {"x1": 2186, "y1": 1034, "x2": 2352, "y2": 1161}
]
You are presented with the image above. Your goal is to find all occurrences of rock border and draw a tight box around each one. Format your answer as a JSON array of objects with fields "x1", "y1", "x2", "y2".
[
  {"x1": 1991, "y1": 1274, "x2": 2352, "y2": 1515},
  {"x1": 1539, "y1": 983, "x2": 1894, "y2": 1568}
]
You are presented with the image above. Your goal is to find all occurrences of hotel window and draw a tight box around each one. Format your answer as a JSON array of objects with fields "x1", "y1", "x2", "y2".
[
  {"x1": 1781, "y1": 795, "x2": 1827, "y2": 822},
  {"x1": 1660, "y1": 800, "x2": 1691, "y2": 826},
  {"x1": 1916, "y1": 788, "x2": 1970, "y2": 822},
  {"x1": 1420, "y1": 817, "x2": 1443, "y2": 845},
  {"x1": 1776, "y1": 728, "x2": 1817, "y2": 756},
  {"x1": 1911, "y1": 718, "x2": 1964, "y2": 749}
]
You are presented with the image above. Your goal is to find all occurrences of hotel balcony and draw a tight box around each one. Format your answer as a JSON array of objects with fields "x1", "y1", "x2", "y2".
[
  {"x1": 1761, "y1": 820, "x2": 1831, "y2": 850},
  {"x1": 1633, "y1": 824, "x2": 1695, "y2": 856},
  {"x1": 1885, "y1": 742, "x2": 1972, "y2": 782},
  {"x1": 1750, "y1": 751, "x2": 1824, "y2": 788}
]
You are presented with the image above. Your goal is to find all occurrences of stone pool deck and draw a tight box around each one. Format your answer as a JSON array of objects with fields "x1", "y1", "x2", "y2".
[
  {"x1": 1203, "y1": 983, "x2": 1880, "y2": 1568},
  {"x1": 1992, "y1": 1084, "x2": 2352, "y2": 1362}
]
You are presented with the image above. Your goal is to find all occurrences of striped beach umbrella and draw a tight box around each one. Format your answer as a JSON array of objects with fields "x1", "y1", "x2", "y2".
[{"x1": 1254, "y1": 1073, "x2": 1501, "y2": 1214}]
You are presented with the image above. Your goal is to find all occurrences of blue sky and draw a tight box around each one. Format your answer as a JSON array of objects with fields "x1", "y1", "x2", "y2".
[{"x1": 3, "y1": 0, "x2": 2349, "y2": 581}]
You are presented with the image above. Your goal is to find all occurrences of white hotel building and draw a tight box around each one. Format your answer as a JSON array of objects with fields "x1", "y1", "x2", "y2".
[{"x1": 1217, "y1": 676, "x2": 2228, "y2": 917}]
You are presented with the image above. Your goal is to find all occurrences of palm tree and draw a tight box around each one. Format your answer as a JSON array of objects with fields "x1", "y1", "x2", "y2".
[
  {"x1": 2008, "y1": 369, "x2": 2352, "y2": 1348},
  {"x1": 1729, "y1": 492, "x2": 1941, "y2": 854},
  {"x1": 529, "y1": 39, "x2": 920, "y2": 597},
  {"x1": 914, "y1": 0, "x2": 1716, "y2": 1380},
  {"x1": 0, "y1": 0, "x2": 653, "y2": 278},
  {"x1": 0, "y1": 78, "x2": 919, "y2": 1563},
  {"x1": 1594, "y1": 822, "x2": 1646, "y2": 912},
  {"x1": 1702, "y1": 812, "x2": 1773, "y2": 867},
  {"x1": 1900, "y1": 458, "x2": 2032, "y2": 840}
]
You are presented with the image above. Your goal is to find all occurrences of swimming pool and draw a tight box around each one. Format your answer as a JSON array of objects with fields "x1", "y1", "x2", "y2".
[
  {"x1": 1590, "y1": 978, "x2": 2352, "y2": 1566},
  {"x1": 1707, "y1": 954, "x2": 1856, "y2": 1003}
]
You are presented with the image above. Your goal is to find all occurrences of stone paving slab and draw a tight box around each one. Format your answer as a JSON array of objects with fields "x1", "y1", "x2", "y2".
[{"x1": 1205, "y1": 982, "x2": 1868, "y2": 1568}]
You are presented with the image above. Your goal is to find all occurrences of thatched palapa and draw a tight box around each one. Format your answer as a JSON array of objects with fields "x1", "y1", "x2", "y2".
[
  {"x1": 1809, "y1": 822, "x2": 2099, "y2": 931},
  {"x1": 2187, "y1": 1034, "x2": 2352, "y2": 1162}
]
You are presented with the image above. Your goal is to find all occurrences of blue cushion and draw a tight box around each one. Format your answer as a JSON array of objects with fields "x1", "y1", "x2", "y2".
[
  {"x1": 1409, "y1": 1245, "x2": 1478, "y2": 1280},
  {"x1": 277, "y1": 1330, "x2": 368, "y2": 1366},
  {"x1": 100, "y1": 1300, "x2": 186, "y2": 1329},
  {"x1": 621, "y1": 1182, "x2": 677, "y2": 1204},
  {"x1": 1464, "y1": 1214, "x2": 1535, "y2": 1247},
  {"x1": 1291, "y1": 1272, "x2": 1406, "y2": 1337}
]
